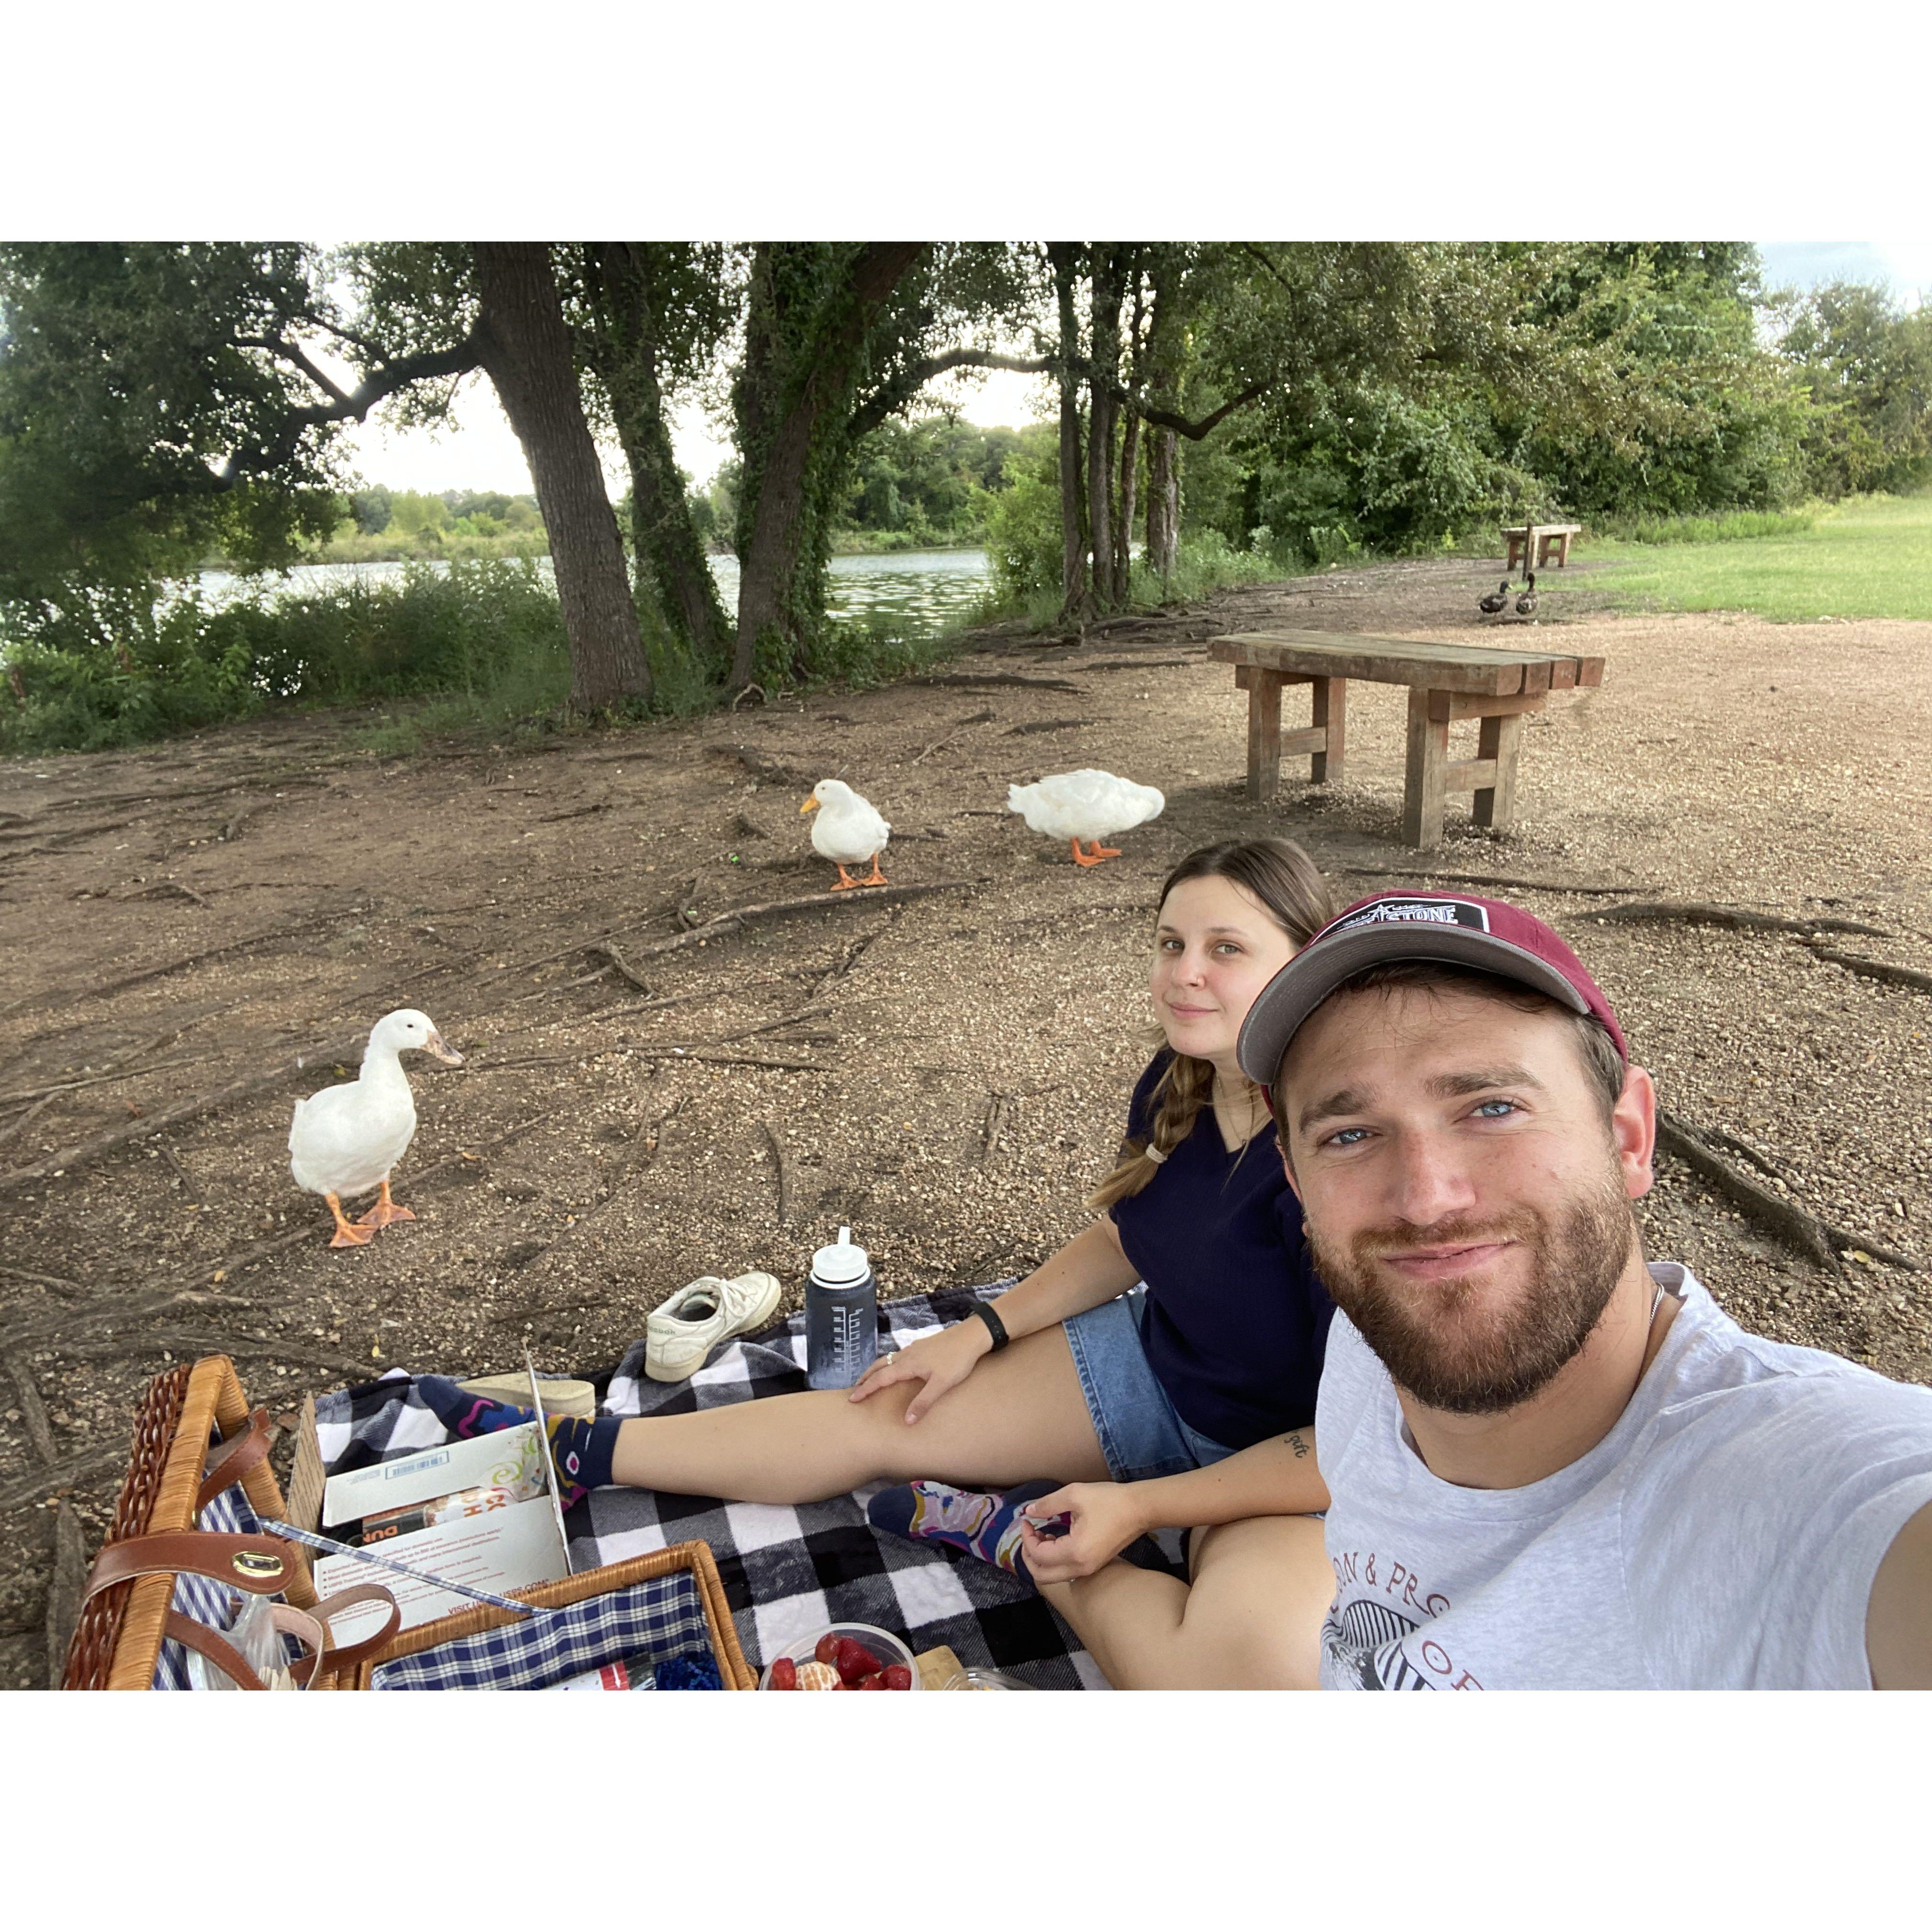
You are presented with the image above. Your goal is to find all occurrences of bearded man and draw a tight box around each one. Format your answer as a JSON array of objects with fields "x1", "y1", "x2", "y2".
[{"x1": 1233, "y1": 891, "x2": 1932, "y2": 1690}]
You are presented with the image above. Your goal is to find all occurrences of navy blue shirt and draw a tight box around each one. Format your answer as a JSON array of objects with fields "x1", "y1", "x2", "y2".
[{"x1": 1108, "y1": 1051, "x2": 1335, "y2": 1449}]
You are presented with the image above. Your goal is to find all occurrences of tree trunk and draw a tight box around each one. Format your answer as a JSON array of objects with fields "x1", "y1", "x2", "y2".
[
  {"x1": 1086, "y1": 247, "x2": 1124, "y2": 612},
  {"x1": 472, "y1": 243, "x2": 649, "y2": 709},
  {"x1": 1142, "y1": 258, "x2": 1184, "y2": 580},
  {"x1": 580, "y1": 245, "x2": 731, "y2": 679},
  {"x1": 729, "y1": 243, "x2": 925, "y2": 691},
  {"x1": 1046, "y1": 244, "x2": 1089, "y2": 621},
  {"x1": 1113, "y1": 263, "x2": 1145, "y2": 599}
]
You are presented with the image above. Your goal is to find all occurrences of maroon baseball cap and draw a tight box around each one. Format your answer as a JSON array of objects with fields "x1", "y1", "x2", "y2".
[{"x1": 1237, "y1": 890, "x2": 1628, "y2": 1085}]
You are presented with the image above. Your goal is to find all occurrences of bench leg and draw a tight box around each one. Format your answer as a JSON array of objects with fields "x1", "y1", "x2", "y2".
[
  {"x1": 1472, "y1": 711, "x2": 1523, "y2": 830},
  {"x1": 1403, "y1": 686, "x2": 1448, "y2": 849},
  {"x1": 1311, "y1": 677, "x2": 1346, "y2": 785},
  {"x1": 1555, "y1": 532, "x2": 1571, "y2": 568},
  {"x1": 1505, "y1": 533, "x2": 1524, "y2": 575},
  {"x1": 1245, "y1": 667, "x2": 1284, "y2": 801}
]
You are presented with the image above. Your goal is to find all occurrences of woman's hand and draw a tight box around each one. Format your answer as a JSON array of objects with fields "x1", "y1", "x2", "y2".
[
  {"x1": 1014, "y1": 1481, "x2": 1151, "y2": 1585},
  {"x1": 847, "y1": 1316, "x2": 993, "y2": 1423}
]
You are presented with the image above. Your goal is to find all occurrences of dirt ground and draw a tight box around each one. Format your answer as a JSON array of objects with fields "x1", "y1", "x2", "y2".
[{"x1": 4, "y1": 554, "x2": 1930, "y2": 1689}]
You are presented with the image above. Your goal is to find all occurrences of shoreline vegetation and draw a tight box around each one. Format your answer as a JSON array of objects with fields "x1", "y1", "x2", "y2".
[{"x1": 7, "y1": 489, "x2": 1922, "y2": 763}]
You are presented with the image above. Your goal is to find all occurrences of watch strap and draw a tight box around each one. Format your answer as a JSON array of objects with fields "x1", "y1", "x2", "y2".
[{"x1": 968, "y1": 1300, "x2": 1010, "y2": 1352}]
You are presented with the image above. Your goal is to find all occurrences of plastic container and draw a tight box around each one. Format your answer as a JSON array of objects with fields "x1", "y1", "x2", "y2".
[
  {"x1": 805, "y1": 1226, "x2": 878, "y2": 1391},
  {"x1": 758, "y1": 1621, "x2": 920, "y2": 1690},
  {"x1": 938, "y1": 1664, "x2": 1033, "y2": 1691}
]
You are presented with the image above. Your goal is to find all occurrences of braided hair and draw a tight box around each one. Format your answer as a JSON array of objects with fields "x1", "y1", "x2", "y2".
[{"x1": 1086, "y1": 838, "x2": 1333, "y2": 1210}]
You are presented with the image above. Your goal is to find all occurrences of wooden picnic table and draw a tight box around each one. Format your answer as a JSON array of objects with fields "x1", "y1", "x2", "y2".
[
  {"x1": 1208, "y1": 630, "x2": 1606, "y2": 849},
  {"x1": 1503, "y1": 522, "x2": 1583, "y2": 572}
]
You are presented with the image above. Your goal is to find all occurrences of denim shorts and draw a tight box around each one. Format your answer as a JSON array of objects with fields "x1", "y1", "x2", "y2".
[{"x1": 1062, "y1": 1287, "x2": 1236, "y2": 1483}]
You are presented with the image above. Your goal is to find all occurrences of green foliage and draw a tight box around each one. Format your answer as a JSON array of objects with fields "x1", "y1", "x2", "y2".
[
  {"x1": 976, "y1": 444, "x2": 1064, "y2": 601},
  {"x1": 840, "y1": 416, "x2": 1050, "y2": 548},
  {"x1": 1589, "y1": 506, "x2": 1817, "y2": 546},
  {"x1": 1775, "y1": 284, "x2": 1932, "y2": 497},
  {"x1": 1, "y1": 562, "x2": 569, "y2": 755}
]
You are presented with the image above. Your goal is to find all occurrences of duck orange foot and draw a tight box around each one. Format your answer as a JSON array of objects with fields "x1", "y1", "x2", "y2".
[
  {"x1": 325, "y1": 1193, "x2": 376, "y2": 1248},
  {"x1": 1070, "y1": 839, "x2": 1121, "y2": 867},
  {"x1": 831, "y1": 860, "x2": 888, "y2": 890},
  {"x1": 357, "y1": 1180, "x2": 416, "y2": 1230}
]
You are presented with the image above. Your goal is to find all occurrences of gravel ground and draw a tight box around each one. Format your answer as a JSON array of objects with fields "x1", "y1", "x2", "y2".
[{"x1": 3, "y1": 553, "x2": 1928, "y2": 1688}]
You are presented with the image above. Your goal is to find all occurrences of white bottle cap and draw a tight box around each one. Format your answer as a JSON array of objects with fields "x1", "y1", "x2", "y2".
[{"x1": 810, "y1": 1225, "x2": 870, "y2": 1285}]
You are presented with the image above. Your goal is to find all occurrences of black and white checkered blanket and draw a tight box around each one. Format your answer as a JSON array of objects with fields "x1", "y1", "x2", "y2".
[{"x1": 312, "y1": 1285, "x2": 1110, "y2": 1690}]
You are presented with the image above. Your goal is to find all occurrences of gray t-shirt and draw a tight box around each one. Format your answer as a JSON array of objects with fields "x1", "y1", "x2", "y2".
[{"x1": 1315, "y1": 1262, "x2": 1932, "y2": 1689}]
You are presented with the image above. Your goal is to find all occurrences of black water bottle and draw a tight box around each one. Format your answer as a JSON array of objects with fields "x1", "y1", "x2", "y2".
[{"x1": 805, "y1": 1225, "x2": 877, "y2": 1390}]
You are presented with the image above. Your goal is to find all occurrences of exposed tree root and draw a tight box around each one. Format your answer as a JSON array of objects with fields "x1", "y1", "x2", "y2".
[
  {"x1": 1800, "y1": 943, "x2": 1932, "y2": 996},
  {"x1": 1656, "y1": 1109, "x2": 1922, "y2": 1274},
  {"x1": 1589, "y1": 901, "x2": 1891, "y2": 938},
  {"x1": 1338, "y1": 864, "x2": 1643, "y2": 897}
]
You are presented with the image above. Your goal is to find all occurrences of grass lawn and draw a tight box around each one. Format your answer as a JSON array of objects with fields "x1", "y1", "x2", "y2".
[{"x1": 1591, "y1": 493, "x2": 1932, "y2": 622}]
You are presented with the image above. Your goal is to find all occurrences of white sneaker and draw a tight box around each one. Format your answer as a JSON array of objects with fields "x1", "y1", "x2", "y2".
[{"x1": 644, "y1": 1270, "x2": 785, "y2": 1382}]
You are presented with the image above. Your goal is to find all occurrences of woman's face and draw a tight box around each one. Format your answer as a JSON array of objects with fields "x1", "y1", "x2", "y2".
[{"x1": 1150, "y1": 874, "x2": 1300, "y2": 1066}]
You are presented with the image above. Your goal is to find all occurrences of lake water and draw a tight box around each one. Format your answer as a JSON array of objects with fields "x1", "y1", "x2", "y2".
[{"x1": 196, "y1": 547, "x2": 994, "y2": 645}]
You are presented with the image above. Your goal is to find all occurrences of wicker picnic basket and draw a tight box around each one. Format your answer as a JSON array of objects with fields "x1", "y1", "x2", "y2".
[
  {"x1": 320, "y1": 1544, "x2": 755, "y2": 1690},
  {"x1": 61, "y1": 1353, "x2": 321, "y2": 1690},
  {"x1": 64, "y1": 1354, "x2": 753, "y2": 1691}
]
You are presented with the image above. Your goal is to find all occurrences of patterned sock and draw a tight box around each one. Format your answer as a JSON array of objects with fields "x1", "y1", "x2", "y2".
[
  {"x1": 414, "y1": 1375, "x2": 619, "y2": 1508},
  {"x1": 866, "y1": 1478, "x2": 1061, "y2": 1586}
]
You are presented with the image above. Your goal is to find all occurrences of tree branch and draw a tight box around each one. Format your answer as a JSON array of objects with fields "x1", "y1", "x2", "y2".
[
  {"x1": 849, "y1": 348, "x2": 1053, "y2": 439},
  {"x1": 213, "y1": 330, "x2": 485, "y2": 486}
]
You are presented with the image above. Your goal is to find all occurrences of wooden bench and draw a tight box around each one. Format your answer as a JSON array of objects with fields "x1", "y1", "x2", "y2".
[
  {"x1": 1502, "y1": 522, "x2": 1583, "y2": 572},
  {"x1": 1209, "y1": 631, "x2": 1606, "y2": 849}
]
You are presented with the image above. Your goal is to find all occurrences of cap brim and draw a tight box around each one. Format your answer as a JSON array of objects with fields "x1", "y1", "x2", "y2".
[{"x1": 1236, "y1": 925, "x2": 1593, "y2": 1087}]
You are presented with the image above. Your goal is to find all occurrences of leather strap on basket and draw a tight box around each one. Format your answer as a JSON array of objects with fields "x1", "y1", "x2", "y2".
[
  {"x1": 307, "y1": 1584, "x2": 403, "y2": 1679},
  {"x1": 82, "y1": 1532, "x2": 401, "y2": 1689},
  {"x1": 195, "y1": 1406, "x2": 276, "y2": 1514},
  {"x1": 161, "y1": 1602, "x2": 329, "y2": 1690},
  {"x1": 85, "y1": 1530, "x2": 305, "y2": 1600}
]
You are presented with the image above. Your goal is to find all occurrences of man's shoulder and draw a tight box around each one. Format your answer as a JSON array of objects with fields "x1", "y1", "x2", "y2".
[
  {"x1": 1635, "y1": 1266, "x2": 1932, "y2": 1496},
  {"x1": 1655, "y1": 1267, "x2": 1932, "y2": 1427}
]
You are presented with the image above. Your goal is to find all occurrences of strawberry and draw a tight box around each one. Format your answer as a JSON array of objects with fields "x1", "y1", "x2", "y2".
[
  {"x1": 814, "y1": 1632, "x2": 843, "y2": 1668},
  {"x1": 882, "y1": 1665, "x2": 913, "y2": 1690},
  {"x1": 839, "y1": 1640, "x2": 884, "y2": 1682},
  {"x1": 858, "y1": 1670, "x2": 888, "y2": 1689},
  {"x1": 767, "y1": 1656, "x2": 798, "y2": 1690}
]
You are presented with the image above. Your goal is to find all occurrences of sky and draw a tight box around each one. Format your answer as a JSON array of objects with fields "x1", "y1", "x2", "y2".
[{"x1": 340, "y1": 241, "x2": 1929, "y2": 502}]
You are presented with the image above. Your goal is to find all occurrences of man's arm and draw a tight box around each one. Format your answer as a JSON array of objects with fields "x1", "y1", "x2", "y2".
[{"x1": 1866, "y1": 1497, "x2": 1932, "y2": 1689}]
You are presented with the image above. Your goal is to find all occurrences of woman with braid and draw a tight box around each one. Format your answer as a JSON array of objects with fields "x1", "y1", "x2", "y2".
[{"x1": 418, "y1": 839, "x2": 1340, "y2": 1686}]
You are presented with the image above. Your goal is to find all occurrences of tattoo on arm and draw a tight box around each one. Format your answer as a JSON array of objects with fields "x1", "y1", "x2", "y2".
[{"x1": 1284, "y1": 1431, "x2": 1309, "y2": 1459}]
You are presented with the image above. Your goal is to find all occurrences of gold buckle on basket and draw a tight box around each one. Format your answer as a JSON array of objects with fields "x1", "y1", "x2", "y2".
[{"x1": 231, "y1": 1550, "x2": 287, "y2": 1581}]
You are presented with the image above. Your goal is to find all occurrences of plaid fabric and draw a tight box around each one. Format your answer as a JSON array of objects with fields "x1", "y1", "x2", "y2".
[
  {"x1": 152, "y1": 1461, "x2": 286, "y2": 1690},
  {"x1": 312, "y1": 1287, "x2": 1117, "y2": 1691},
  {"x1": 370, "y1": 1570, "x2": 713, "y2": 1691},
  {"x1": 595, "y1": 1284, "x2": 1112, "y2": 1690}
]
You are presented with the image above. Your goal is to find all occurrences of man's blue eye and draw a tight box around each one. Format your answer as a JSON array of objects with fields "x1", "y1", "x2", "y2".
[
  {"x1": 1473, "y1": 1100, "x2": 1518, "y2": 1118},
  {"x1": 1326, "y1": 1127, "x2": 1369, "y2": 1147}
]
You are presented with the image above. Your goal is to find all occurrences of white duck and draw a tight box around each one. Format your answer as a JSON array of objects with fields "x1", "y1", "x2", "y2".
[
  {"x1": 289, "y1": 1008, "x2": 463, "y2": 1248},
  {"x1": 801, "y1": 778, "x2": 891, "y2": 891},
  {"x1": 1008, "y1": 769, "x2": 1165, "y2": 867}
]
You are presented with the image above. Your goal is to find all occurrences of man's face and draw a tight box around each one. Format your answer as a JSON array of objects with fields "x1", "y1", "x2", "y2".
[{"x1": 1277, "y1": 983, "x2": 1653, "y2": 1415}]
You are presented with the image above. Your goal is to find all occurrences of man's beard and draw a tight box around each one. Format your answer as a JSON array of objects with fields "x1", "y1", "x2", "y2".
[{"x1": 1308, "y1": 1169, "x2": 1638, "y2": 1416}]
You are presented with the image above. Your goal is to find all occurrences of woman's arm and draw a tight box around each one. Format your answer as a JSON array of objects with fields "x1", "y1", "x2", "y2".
[
  {"x1": 849, "y1": 1216, "x2": 1141, "y2": 1419},
  {"x1": 1019, "y1": 1429, "x2": 1329, "y2": 1584}
]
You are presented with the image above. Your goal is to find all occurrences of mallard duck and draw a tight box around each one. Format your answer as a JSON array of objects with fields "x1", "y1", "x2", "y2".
[
  {"x1": 1478, "y1": 580, "x2": 1511, "y2": 615},
  {"x1": 1007, "y1": 769, "x2": 1165, "y2": 867},
  {"x1": 1515, "y1": 572, "x2": 1538, "y2": 618},
  {"x1": 801, "y1": 779, "x2": 891, "y2": 891},
  {"x1": 289, "y1": 1008, "x2": 463, "y2": 1248}
]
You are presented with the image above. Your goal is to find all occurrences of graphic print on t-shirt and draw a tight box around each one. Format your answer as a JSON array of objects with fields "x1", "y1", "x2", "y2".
[{"x1": 1321, "y1": 1548, "x2": 1483, "y2": 1690}]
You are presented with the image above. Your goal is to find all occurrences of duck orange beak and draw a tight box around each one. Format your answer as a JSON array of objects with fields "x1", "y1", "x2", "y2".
[
  {"x1": 800, "y1": 797, "x2": 819, "y2": 815},
  {"x1": 426, "y1": 1031, "x2": 465, "y2": 1066}
]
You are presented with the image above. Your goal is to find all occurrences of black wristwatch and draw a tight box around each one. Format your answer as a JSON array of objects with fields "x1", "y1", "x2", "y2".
[{"x1": 969, "y1": 1301, "x2": 1010, "y2": 1352}]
